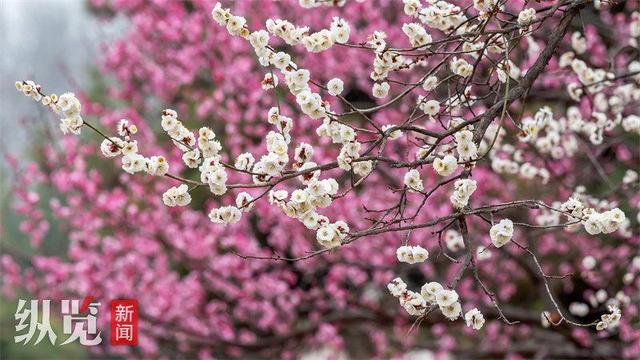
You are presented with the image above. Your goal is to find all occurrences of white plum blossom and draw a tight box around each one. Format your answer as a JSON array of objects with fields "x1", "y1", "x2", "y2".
[
  {"x1": 327, "y1": 78, "x2": 344, "y2": 96},
  {"x1": 433, "y1": 155, "x2": 458, "y2": 176},
  {"x1": 372, "y1": 82, "x2": 390, "y2": 98},
  {"x1": 396, "y1": 245, "x2": 429, "y2": 264},
  {"x1": 404, "y1": 169, "x2": 424, "y2": 192},
  {"x1": 435, "y1": 289, "x2": 459, "y2": 307},
  {"x1": 517, "y1": 8, "x2": 536, "y2": 26},
  {"x1": 464, "y1": 308, "x2": 485, "y2": 330},
  {"x1": 490, "y1": 219, "x2": 514, "y2": 248},
  {"x1": 450, "y1": 179, "x2": 477, "y2": 209},
  {"x1": 209, "y1": 206, "x2": 242, "y2": 225},
  {"x1": 450, "y1": 57, "x2": 473, "y2": 78},
  {"x1": 162, "y1": 184, "x2": 192, "y2": 207},
  {"x1": 388, "y1": 277, "x2": 408, "y2": 297}
]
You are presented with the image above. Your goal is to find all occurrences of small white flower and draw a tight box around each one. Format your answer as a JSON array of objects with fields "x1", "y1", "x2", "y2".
[
  {"x1": 517, "y1": 8, "x2": 536, "y2": 26},
  {"x1": 373, "y1": 82, "x2": 390, "y2": 98},
  {"x1": 327, "y1": 78, "x2": 344, "y2": 96},
  {"x1": 433, "y1": 155, "x2": 458, "y2": 176},
  {"x1": 490, "y1": 219, "x2": 514, "y2": 248},
  {"x1": 316, "y1": 225, "x2": 340, "y2": 248},
  {"x1": 440, "y1": 301, "x2": 462, "y2": 320},
  {"x1": 162, "y1": 184, "x2": 191, "y2": 207},
  {"x1": 404, "y1": 169, "x2": 424, "y2": 192},
  {"x1": 464, "y1": 308, "x2": 485, "y2": 330},
  {"x1": 388, "y1": 277, "x2": 408, "y2": 297},
  {"x1": 100, "y1": 137, "x2": 124, "y2": 158},
  {"x1": 422, "y1": 75, "x2": 438, "y2": 91},
  {"x1": 146, "y1": 155, "x2": 169, "y2": 176},
  {"x1": 420, "y1": 282, "x2": 443, "y2": 303},
  {"x1": 435, "y1": 289, "x2": 459, "y2": 307},
  {"x1": 235, "y1": 192, "x2": 254, "y2": 212}
]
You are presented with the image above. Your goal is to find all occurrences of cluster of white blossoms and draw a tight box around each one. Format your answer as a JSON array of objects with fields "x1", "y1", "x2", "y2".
[
  {"x1": 555, "y1": 195, "x2": 628, "y2": 235},
  {"x1": 533, "y1": 186, "x2": 632, "y2": 237},
  {"x1": 402, "y1": 0, "x2": 467, "y2": 33},
  {"x1": 449, "y1": 57, "x2": 473, "y2": 78},
  {"x1": 454, "y1": 129, "x2": 478, "y2": 161},
  {"x1": 596, "y1": 305, "x2": 622, "y2": 331},
  {"x1": 485, "y1": 123, "x2": 551, "y2": 184},
  {"x1": 557, "y1": 50, "x2": 640, "y2": 145},
  {"x1": 489, "y1": 219, "x2": 514, "y2": 248},
  {"x1": 517, "y1": 8, "x2": 536, "y2": 26},
  {"x1": 401, "y1": 23, "x2": 432, "y2": 47},
  {"x1": 387, "y1": 278, "x2": 481, "y2": 326},
  {"x1": 162, "y1": 184, "x2": 191, "y2": 207},
  {"x1": 16, "y1": 81, "x2": 84, "y2": 135},
  {"x1": 298, "y1": 0, "x2": 346, "y2": 8},
  {"x1": 368, "y1": 31, "x2": 407, "y2": 82},
  {"x1": 582, "y1": 208, "x2": 627, "y2": 235},
  {"x1": 209, "y1": 205, "x2": 242, "y2": 225},
  {"x1": 216, "y1": 2, "x2": 375, "y2": 190},
  {"x1": 404, "y1": 169, "x2": 424, "y2": 192},
  {"x1": 450, "y1": 179, "x2": 477, "y2": 209},
  {"x1": 396, "y1": 245, "x2": 429, "y2": 264}
]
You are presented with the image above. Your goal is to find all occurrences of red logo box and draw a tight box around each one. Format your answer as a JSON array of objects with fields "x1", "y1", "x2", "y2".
[{"x1": 110, "y1": 299, "x2": 138, "y2": 345}]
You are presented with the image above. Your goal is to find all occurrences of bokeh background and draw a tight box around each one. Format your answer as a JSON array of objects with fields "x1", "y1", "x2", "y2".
[{"x1": 1, "y1": 0, "x2": 638, "y2": 359}]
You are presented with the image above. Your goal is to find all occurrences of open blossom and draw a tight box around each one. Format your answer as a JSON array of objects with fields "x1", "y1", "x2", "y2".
[
  {"x1": 372, "y1": 82, "x2": 390, "y2": 98},
  {"x1": 329, "y1": 17, "x2": 350, "y2": 44},
  {"x1": 450, "y1": 57, "x2": 473, "y2": 77},
  {"x1": 422, "y1": 75, "x2": 438, "y2": 91},
  {"x1": 464, "y1": 308, "x2": 485, "y2": 330},
  {"x1": 146, "y1": 156, "x2": 169, "y2": 176},
  {"x1": 583, "y1": 208, "x2": 626, "y2": 235},
  {"x1": 235, "y1": 152, "x2": 255, "y2": 171},
  {"x1": 396, "y1": 245, "x2": 429, "y2": 264},
  {"x1": 517, "y1": 8, "x2": 536, "y2": 26},
  {"x1": 420, "y1": 282, "x2": 443, "y2": 303},
  {"x1": 209, "y1": 206, "x2": 242, "y2": 225},
  {"x1": 440, "y1": 301, "x2": 462, "y2": 321},
  {"x1": 388, "y1": 277, "x2": 408, "y2": 297},
  {"x1": 419, "y1": 98, "x2": 440, "y2": 116},
  {"x1": 235, "y1": 192, "x2": 254, "y2": 211},
  {"x1": 316, "y1": 221, "x2": 349, "y2": 249},
  {"x1": 450, "y1": 179, "x2": 477, "y2": 209},
  {"x1": 490, "y1": 219, "x2": 514, "y2": 248},
  {"x1": 402, "y1": 22, "x2": 432, "y2": 47},
  {"x1": 404, "y1": 169, "x2": 423, "y2": 192},
  {"x1": 100, "y1": 137, "x2": 124, "y2": 158},
  {"x1": 435, "y1": 289, "x2": 459, "y2": 307},
  {"x1": 121, "y1": 154, "x2": 146, "y2": 174},
  {"x1": 162, "y1": 184, "x2": 191, "y2": 207},
  {"x1": 400, "y1": 291, "x2": 427, "y2": 316},
  {"x1": 433, "y1": 155, "x2": 458, "y2": 176},
  {"x1": 261, "y1": 73, "x2": 279, "y2": 90},
  {"x1": 327, "y1": 78, "x2": 344, "y2": 96}
]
